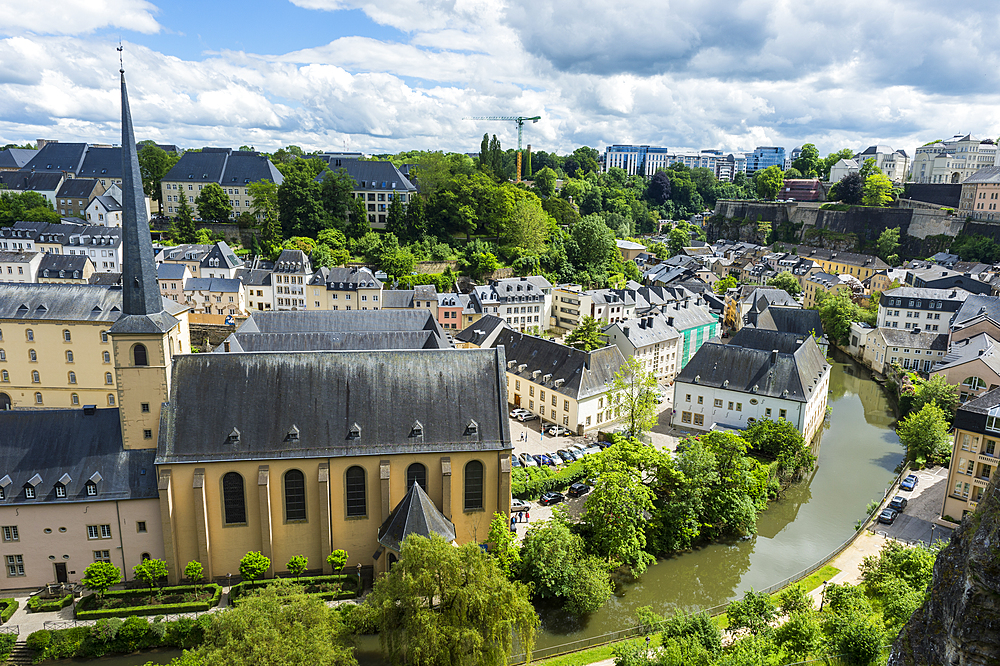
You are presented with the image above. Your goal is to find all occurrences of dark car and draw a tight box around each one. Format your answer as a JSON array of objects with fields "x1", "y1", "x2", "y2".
[
  {"x1": 888, "y1": 496, "x2": 908, "y2": 512},
  {"x1": 567, "y1": 482, "x2": 591, "y2": 498},
  {"x1": 539, "y1": 491, "x2": 565, "y2": 506},
  {"x1": 877, "y1": 508, "x2": 898, "y2": 525},
  {"x1": 900, "y1": 474, "x2": 919, "y2": 491},
  {"x1": 534, "y1": 453, "x2": 555, "y2": 466}
]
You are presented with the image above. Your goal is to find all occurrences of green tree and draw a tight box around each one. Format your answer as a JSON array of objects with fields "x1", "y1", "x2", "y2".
[
  {"x1": 137, "y1": 143, "x2": 179, "y2": 207},
  {"x1": 486, "y1": 512, "x2": 520, "y2": 579},
  {"x1": 317, "y1": 228, "x2": 347, "y2": 251},
  {"x1": 278, "y1": 167, "x2": 325, "y2": 238},
  {"x1": 81, "y1": 561, "x2": 121, "y2": 600},
  {"x1": 835, "y1": 172, "x2": 865, "y2": 206},
  {"x1": 876, "y1": 227, "x2": 900, "y2": 265},
  {"x1": 404, "y1": 194, "x2": 427, "y2": 239},
  {"x1": 132, "y1": 558, "x2": 168, "y2": 597},
  {"x1": 606, "y1": 356, "x2": 659, "y2": 437},
  {"x1": 896, "y1": 402, "x2": 951, "y2": 465},
  {"x1": 859, "y1": 540, "x2": 936, "y2": 600},
  {"x1": 319, "y1": 168, "x2": 355, "y2": 227},
  {"x1": 766, "y1": 270, "x2": 801, "y2": 297},
  {"x1": 859, "y1": 157, "x2": 881, "y2": 182},
  {"x1": 816, "y1": 290, "x2": 873, "y2": 345},
  {"x1": 365, "y1": 533, "x2": 537, "y2": 666},
  {"x1": 774, "y1": 611, "x2": 822, "y2": 660},
  {"x1": 757, "y1": 219, "x2": 772, "y2": 245},
  {"x1": 583, "y1": 465, "x2": 656, "y2": 574},
  {"x1": 195, "y1": 183, "x2": 232, "y2": 223},
  {"x1": 667, "y1": 226, "x2": 689, "y2": 256},
  {"x1": 713, "y1": 275, "x2": 738, "y2": 294},
  {"x1": 791, "y1": 143, "x2": 821, "y2": 177},
  {"x1": 533, "y1": 167, "x2": 557, "y2": 197},
  {"x1": 0, "y1": 190, "x2": 60, "y2": 226},
  {"x1": 348, "y1": 196, "x2": 370, "y2": 239},
  {"x1": 385, "y1": 194, "x2": 407, "y2": 240},
  {"x1": 171, "y1": 192, "x2": 198, "y2": 244},
  {"x1": 240, "y1": 551, "x2": 270, "y2": 586},
  {"x1": 461, "y1": 241, "x2": 500, "y2": 280},
  {"x1": 286, "y1": 555, "x2": 308, "y2": 580},
  {"x1": 826, "y1": 610, "x2": 884, "y2": 666},
  {"x1": 520, "y1": 520, "x2": 613, "y2": 614},
  {"x1": 725, "y1": 588, "x2": 777, "y2": 636},
  {"x1": 565, "y1": 316, "x2": 607, "y2": 351},
  {"x1": 754, "y1": 165, "x2": 785, "y2": 200},
  {"x1": 184, "y1": 560, "x2": 204, "y2": 591},
  {"x1": 327, "y1": 550, "x2": 348, "y2": 575},
  {"x1": 910, "y1": 374, "x2": 959, "y2": 416},
  {"x1": 863, "y1": 173, "x2": 894, "y2": 207},
  {"x1": 820, "y1": 148, "x2": 856, "y2": 180},
  {"x1": 181, "y1": 581, "x2": 357, "y2": 666}
]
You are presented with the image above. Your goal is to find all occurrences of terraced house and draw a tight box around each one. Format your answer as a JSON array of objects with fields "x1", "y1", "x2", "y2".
[{"x1": 943, "y1": 389, "x2": 1000, "y2": 520}]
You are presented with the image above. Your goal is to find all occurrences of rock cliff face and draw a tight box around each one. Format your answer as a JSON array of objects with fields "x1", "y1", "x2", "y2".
[{"x1": 889, "y1": 477, "x2": 1000, "y2": 665}]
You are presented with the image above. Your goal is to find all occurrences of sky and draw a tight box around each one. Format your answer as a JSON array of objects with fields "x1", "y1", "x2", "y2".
[{"x1": 2, "y1": 0, "x2": 1000, "y2": 159}]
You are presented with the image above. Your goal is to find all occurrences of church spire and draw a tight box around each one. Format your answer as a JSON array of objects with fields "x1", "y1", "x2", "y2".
[{"x1": 112, "y1": 59, "x2": 177, "y2": 332}]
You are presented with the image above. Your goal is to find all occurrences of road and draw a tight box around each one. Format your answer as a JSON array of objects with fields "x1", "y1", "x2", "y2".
[{"x1": 870, "y1": 466, "x2": 954, "y2": 546}]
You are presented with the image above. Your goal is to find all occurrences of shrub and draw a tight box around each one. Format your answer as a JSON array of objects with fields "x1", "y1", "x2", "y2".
[
  {"x1": 115, "y1": 616, "x2": 150, "y2": 652},
  {"x1": 511, "y1": 459, "x2": 590, "y2": 499},
  {"x1": 0, "y1": 634, "x2": 16, "y2": 661},
  {"x1": 327, "y1": 549, "x2": 348, "y2": 574},
  {"x1": 0, "y1": 598, "x2": 18, "y2": 622},
  {"x1": 27, "y1": 593, "x2": 73, "y2": 612},
  {"x1": 228, "y1": 574, "x2": 360, "y2": 605},
  {"x1": 75, "y1": 584, "x2": 222, "y2": 619},
  {"x1": 239, "y1": 551, "x2": 270, "y2": 584},
  {"x1": 26, "y1": 630, "x2": 51, "y2": 653}
]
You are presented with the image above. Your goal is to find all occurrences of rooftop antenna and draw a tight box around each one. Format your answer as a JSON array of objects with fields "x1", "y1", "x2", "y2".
[{"x1": 117, "y1": 40, "x2": 124, "y2": 73}]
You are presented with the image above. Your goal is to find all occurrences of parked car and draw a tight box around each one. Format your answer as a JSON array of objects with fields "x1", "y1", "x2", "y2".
[
  {"x1": 546, "y1": 425, "x2": 573, "y2": 437},
  {"x1": 511, "y1": 497, "x2": 529, "y2": 513},
  {"x1": 583, "y1": 445, "x2": 603, "y2": 456},
  {"x1": 556, "y1": 449, "x2": 575, "y2": 464},
  {"x1": 567, "y1": 482, "x2": 591, "y2": 498},
  {"x1": 511, "y1": 454, "x2": 522, "y2": 468},
  {"x1": 888, "y1": 496, "x2": 908, "y2": 512},
  {"x1": 544, "y1": 452, "x2": 561, "y2": 466},
  {"x1": 518, "y1": 453, "x2": 538, "y2": 467},
  {"x1": 516, "y1": 411, "x2": 539, "y2": 422},
  {"x1": 566, "y1": 445, "x2": 586, "y2": 458},
  {"x1": 509, "y1": 408, "x2": 531, "y2": 419},
  {"x1": 877, "y1": 508, "x2": 898, "y2": 525},
  {"x1": 534, "y1": 453, "x2": 555, "y2": 466},
  {"x1": 900, "y1": 474, "x2": 919, "y2": 491},
  {"x1": 539, "y1": 491, "x2": 565, "y2": 506}
]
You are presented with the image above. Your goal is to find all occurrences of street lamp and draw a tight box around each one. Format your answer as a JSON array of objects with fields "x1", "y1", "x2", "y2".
[{"x1": 930, "y1": 524, "x2": 936, "y2": 547}]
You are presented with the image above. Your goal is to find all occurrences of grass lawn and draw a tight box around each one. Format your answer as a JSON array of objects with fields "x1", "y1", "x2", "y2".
[{"x1": 714, "y1": 565, "x2": 840, "y2": 630}]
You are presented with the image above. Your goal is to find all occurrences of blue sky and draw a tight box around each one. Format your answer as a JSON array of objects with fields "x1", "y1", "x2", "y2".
[{"x1": 1, "y1": 0, "x2": 1000, "y2": 159}]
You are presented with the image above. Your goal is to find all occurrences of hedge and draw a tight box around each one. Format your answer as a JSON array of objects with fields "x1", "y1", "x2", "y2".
[
  {"x1": 229, "y1": 574, "x2": 360, "y2": 606},
  {"x1": 0, "y1": 598, "x2": 18, "y2": 623},
  {"x1": 512, "y1": 459, "x2": 590, "y2": 500},
  {"x1": 28, "y1": 593, "x2": 73, "y2": 613},
  {"x1": 75, "y1": 584, "x2": 222, "y2": 619},
  {"x1": 27, "y1": 614, "x2": 210, "y2": 661},
  {"x1": 0, "y1": 634, "x2": 14, "y2": 661}
]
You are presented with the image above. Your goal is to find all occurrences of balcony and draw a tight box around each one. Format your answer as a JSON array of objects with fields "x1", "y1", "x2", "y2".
[
  {"x1": 973, "y1": 476, "x2": 990, "y2": 488},
  {"x1": 979, "y1": 452, "x2": 998, "y2": 464}
]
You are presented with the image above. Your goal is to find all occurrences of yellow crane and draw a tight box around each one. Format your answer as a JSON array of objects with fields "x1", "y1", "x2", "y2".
[{"x1": 465, "y1": 115, "x2": 541, "y2": 181}]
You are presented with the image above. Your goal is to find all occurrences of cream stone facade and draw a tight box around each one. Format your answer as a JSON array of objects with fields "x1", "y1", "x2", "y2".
[{"x1": 942, "y1": 390, "x2": 1000, "y2": 521}]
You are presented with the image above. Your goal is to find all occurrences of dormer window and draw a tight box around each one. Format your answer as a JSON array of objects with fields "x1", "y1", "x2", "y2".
[
  {"x1": 23, "y1": 485, "x2": 35, "y2": 499},
  {"x1": 85, "y1": 480, "x2": 98, "y2": 496},
  {"x1": 465, "y1": 420, "x2": 479, "y2": 436},
  {"x1": 409, "y1": 421, "x2": 424, "y2": 438},
  {"x1": 348, "y1": 423, "x2": 361, "y2": 440},
  {"x1": 286, "y1": 425, "x2": 300, "y2": 442},
  {"x1": 54, "y1": 482, "x2": 66, "y2": 498},
  {"x1": 228, "y1": 428, "x2": 241, "y2": 444}
]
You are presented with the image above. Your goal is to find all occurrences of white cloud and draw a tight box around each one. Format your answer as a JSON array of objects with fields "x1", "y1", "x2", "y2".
[{"x1": 0, "y1": 0, "x2": 161, "y2": 36}]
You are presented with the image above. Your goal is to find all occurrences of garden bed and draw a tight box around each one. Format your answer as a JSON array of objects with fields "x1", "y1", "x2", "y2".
[
  {"x1": 28, "y1": 593, "x2": 73, "y2": 613},
  {"x1": 229, "y1": 574, "x2": 360, "y2": 605},
  {"x1": 0, "y1": 598, "x2": 18, "y2": 622},
  {"x1": 76, "y1": 584, "x2": 222, "y2": 619}
]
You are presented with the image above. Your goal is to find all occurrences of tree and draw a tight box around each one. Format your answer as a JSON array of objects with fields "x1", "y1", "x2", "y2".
[
  {"x1": 816, "y1": 290, "x2": 873, "y2": 345},
  {"x1": 378, "y1": 235, "x2": 416, "y2": 279},
  {"x1": 171, "y1": 192, "x2": 198, "y2": 244},
  {"x1": 133, "y1": 558, "x2": 169, "y2": 599},
  {"x1": 910, "y1": 374, "x2": 959, "y2": 417},
  {"x1": 0, "y1": 190, "x2": 59, "y2": 226},
  {"x1": 863, "y1": 173, "x2": 894, "y2": 207},
  {"x1": 859, "y1": 540, "x2": 936, "y2": 600},
  {"x1": 725, "y1": 588, "x2": 777, "y2": 636},
  {"x1": 184, "y1": 560, "x2": 204, "y2": 591},
  {"x1": 668, "y1": 227, "x2": 689, "y2": 257},
  {"x1": 606, "y1": 356, "x2": 659, "y2": 437},
  {"x1": 195, "y1": 183, "x2": 232, "y2": 223},
  {"x1": 286, "y1": 555, "x2": 308, "y2": 580},
  {"x1": 365, "y1": 533, "x2": 537, "y2": 666},
  {"x1": 713, "y1": 275, "x2": 738, "y2": 294},
  {"x1": 327, "y1": 550, "x2": 348, "y2": 575},
  {"x1": 754, "y1": 165, "x2": 784, "y2": 200},
  {"x1": 757, "y1": 219, "x2": 772, "y2": 245},
  {"x1": 774, "y1": 611, "x2": 822, "y2": 660},
  {"x1": 319, "y1": 168, "x2": 355, "y2": 227},
  {"x1": 791, "y1": 143, "x2": 821, "y2": 177},
  {"x1": 404, "y1": 194, "x2": 427, "y2": 239},
  {"x1": 533, "y1": 167, "x2": 557, "y2": 197},
  {"x1": 743, "y1": 417, "x2": 815, "y2": 482},
  {"x1": 347, "y1": 195, "x2": 370, "y2": 239},
  {"x1": 836, "y1": 172, "x2": 864, "y2": 205},
  {"x1": 820, "y1": 148, "x2": 856, "y2": 181},
  {"x1": 182, "y1": 581, "x2": 357, "y2": 666},
  {"x1": 486, "y1": 512, "x2": 520, "y2": 578},
  {"x1": 858, "y1": 157, "x2": 881, "y2": 182},
  {"x1": 647, "y1": 170, "x2": 672, "y2": 205},
  {"x1": 565, "y1": 316, "x2": 607, "y2": 351},
  {"x1": 583, "y1": 466, "x2": 656, "y2": 574},
  {"x1": 82, "y1": 561, "x2": 121, "y2": 600},
  {"x1": 519, "y1": 520, "x2": 613, "y2": 614},
  {"x1": 385, "y1": 194, "x2": 407, "y2": 240},
  {"x1": 897, "y1": 402, "x2": 951, "y2": 465},
  {"x1": 461, "y1": 242, "x2": 500, "y2": 280},
  {"x1": 766, "y1": 271, "x2": 801, "y2": 297},
  {"x1": 240, "y1": 551, "x2": 270, "y2": 586},
  {"x1": 137, "y1": 144, "x2": 179, "y2": 207},
  {"x1": 278, "y1": 167, "x2": 325, "y2": 238},
  {"x1": 877, "y1": 227, "x2": 900, "y2": 265}
]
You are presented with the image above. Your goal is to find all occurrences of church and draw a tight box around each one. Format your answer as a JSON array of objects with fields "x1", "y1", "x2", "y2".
[{"x1": 0, "y1": 66, "x2": 512, "y2": 590}]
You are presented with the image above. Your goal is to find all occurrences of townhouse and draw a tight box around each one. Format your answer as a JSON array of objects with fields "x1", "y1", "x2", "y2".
[
  {"x1": 786, "y1": 245, "x2": 889, "y2": 281},
  {"x1": 183, "y1": 278, "x2": 247, "y2": 319},
  {"x1": 862, "y1": 328, "x2": 948, "y2": 375},
  {"x1": 604, "y1": 314, "x2": 680, "y2": 382},
  {"x1": 272, "y1": 250, "x2": 312, "y2": 310},
  {"x1": 803, "y1": 272, "x2": 852, "y2": 309},
  {"x1": 55, "y1": 178, "x2": 104, "y2": 219},
  {"x1": 37, "y1": 255, "x2": 94, "y2": 284},
  {"x1": 942, "y1": 389, "x2": 1000, "y2": 520},
  {"x1": 470, "y1": 276, "x2": 552, "y2": 332},
  {"x1": 904, "y1": 263, "x2": 992, "y2": 295},
  {"x1": 0, "y1": 251, "x2": 42, "y2": 283},
  {"x1": 383, "y1": 285, "x2": 438, "y2": 320},
  {"x1": 877, "y1": 286, "x2": 969, "y2": 332},
  {"x1": 156, "y1": 263, "x2": 192, "y2": 303},
  {"x1": 931, "y1": 334, "x2": 1000, "y2": 403},
  {"x1": 306, "y1": 266, "x2": 383, "y2": 311}
]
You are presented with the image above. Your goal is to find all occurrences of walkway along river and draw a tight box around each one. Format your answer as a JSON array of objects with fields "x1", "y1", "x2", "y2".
[{"x1": 84, "y1": 351, "x2": 902, "y2": 666}]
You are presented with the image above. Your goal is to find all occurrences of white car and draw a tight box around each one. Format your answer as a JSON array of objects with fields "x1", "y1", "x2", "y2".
[{"x1": 509, "y1": 408, "x2": 532, "y2": 419}]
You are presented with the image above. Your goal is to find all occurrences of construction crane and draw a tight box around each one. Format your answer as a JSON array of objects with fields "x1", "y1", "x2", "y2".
[{"x1": 465, "y1": 115, "x2": 541, "y2": 181}]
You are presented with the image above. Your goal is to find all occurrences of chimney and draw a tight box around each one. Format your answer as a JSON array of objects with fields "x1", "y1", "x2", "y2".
[
  {"x1": 770, "y1": 349, "x2": 779, "y2": 364},
  {"x1": 623, "y1": 326, "x2": 630, "y2": 336},
  {"x1": 667, "y1": 316, "x2": 674, "y2": 326}
]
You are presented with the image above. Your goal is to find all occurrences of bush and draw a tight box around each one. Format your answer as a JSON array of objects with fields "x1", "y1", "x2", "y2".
[
  {"x1": 0, "y1": 598, "x2": 18, "y2": 622},
  {"x1": 75, "y1": 584, "x2": 222, "y2": 619},
  {"x1": 511, "y1": 459, "x2": 590, "y2": 499},
  {"x1": 28, "y1": 592, "x2": 73, "y2": 613},
  {"x1": 26, "y1": 629, "x2": 51, "y2": 653},
  {"x1": 228, "y1": 574, "x2": 360, "y2": 605},
  {"x1": 0, "y1": 634, "x2": 15, "y2": 661}
]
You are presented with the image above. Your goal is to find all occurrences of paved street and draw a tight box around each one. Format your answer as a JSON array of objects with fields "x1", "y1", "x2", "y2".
[{"x1": 870, "y1": 466, "x2": 954, "y2": 546}]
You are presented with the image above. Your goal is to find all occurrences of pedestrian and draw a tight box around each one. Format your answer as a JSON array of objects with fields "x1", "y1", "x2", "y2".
[{"x1": 525, "y1": 511, "x2": 530, "y2": 523}]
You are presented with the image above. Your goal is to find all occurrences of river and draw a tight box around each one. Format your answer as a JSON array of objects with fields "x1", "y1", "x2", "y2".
[{"x1": 69, "y1": 352, "x2": 901, "y2": 666}]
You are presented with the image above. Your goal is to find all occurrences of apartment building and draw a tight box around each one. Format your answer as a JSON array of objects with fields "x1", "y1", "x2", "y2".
[
  {"x1": 876, "y1": 286, "x2": 968, "y2": 332},
  {"x1": 854, "y1": 145, "x2": 910, "y2": 183},
  {"x1": 307, "y1": 157, "x2": 417, "y2": 228},
  {"x1": 803, "y1": 272, "x2": 851, "y2": 309},
  {"x1": 271, "y1": 250, "x2": 312, "y2": 311},
  {"x1": 37, "y1": 255, "x2": 94, "y2": 284},
  {"x1": 911, "y1": 135, "x2": 997, "y2": 184},
  {"x1": 958, "y1": 166, "x2": 1000, "y2": 222},
  {"x1": 307, "y1": 266, "x2": 383, "y2": 311},
  {"x1": 942, "y1": 389, "x2": 1000, "y2": 520},
  {"x1": 471, "y1": 276, "x2": 552, "y2": 332},
  {"x1": 604, "y1": 314, "x2": 680, "y2": 382},
  {"x1": 0, "y1": 251, "x2": 42, "y2": 283},
  {"x1": 156, "y1": 263, "x2": 192, "y2": 303},
  {"x1": 160, "y1": 148, "x2": 283, "y2": 220},
  {"x1": 183, "y1": 278, "x2": 247, "y2": 318},
  {"x1": 55, "y1": 179, "x2": 104, "y2": 219},
  {"x1": 931, "y1": 333, "x2": 1000, "y2": 403},
  {"x1": 862, "y1": 328, "x2": 948, "y2": 375}
]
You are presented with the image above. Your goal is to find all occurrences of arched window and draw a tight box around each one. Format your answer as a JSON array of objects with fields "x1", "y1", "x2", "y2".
[
  {"x1": 63, "y1": 330, "x2": 71, "y2": 342},
  {"x1": 107, "y1": 393, "x2": 115, "y2": 406},
  {"x1": 31, "y1": 370, "x2": 39, "y2": 383},
  {"x1": 34, "y1": 392, "x2": 42, "y2": 404},
  {"x1": 464, "y1": 461, "x2": 484, "y2": 511},
  {"x1": 100, "y1": 330, "x2": 108, "y2": 343},
  {"x1": 284, "y1": 470, "x2": 306, "y2": 521},
  {"x1": 141, "y1": 552, "x2": 151, "y2": 561},
  {"x1": 0, "y1": 370, "x2": 8, "y2": 382},
  {"x1": 103, "y1": 351, "x2": 110, "y2": 363},
  {"x1": 71, "y1": 393, "x2": 79, "y2": 405},
  {"x1": 406, "y1": 463, "x2": 427, "y2": 490},
  {"x1": 133, "y1": 344, "x2": 148, "y2": 367},
  {"x1": 68, "y1": 372, "x2": 76, "y2": 384},
  {"x1": 345, "y1": 466, "x2": 366, "y2": 517},
  {"x1": 25, "y1": 329, "x2": 33, "y2": 342},
  {"x1": 105, "y1": 372, "x2": 113, "y2": 385},
  {"x1": 963, "y1": 376, "x2": 987, "y2": 391},
  {"x1": 66, "y1": 350, "x2": 73, "y2": 363},
  {"x1": 28, "y1": 349, "x2": 36, "y2": 362},
  {"x1": 0, "y1": 349, "x2": 5, "y2": 361},
  {"x1": 222, "y1": 472, "x2": 246, "y2": 524}
]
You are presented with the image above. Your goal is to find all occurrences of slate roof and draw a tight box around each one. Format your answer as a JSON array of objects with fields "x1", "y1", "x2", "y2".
[
  {"x1": 88, "y1": 272, "x2": 122, "y2": 285},
  {"x1": 954, "y1": 294, "x2": 1000, "y2": 327},
  {"x1": 953, "y1": 386, "x2": 1000, "y2": 433},
  {"x1": 492, "y1": 329, "x2": 626, "y2": 401},
  {"x1": 0, "y1": 283, "x2": 184, "y2": 321},
  {"x1": 382, "y1": 290, "x2": 415, "y2": 308},
  {"x1": 788, "y1": 245, "x2": 889, "y2": 271},
  {"x1": 616, "y1": 239, "x2": 646, "y2": 251},
  {"x1": 0, "y1": 408, "x2": 158, "y2": 504},
  {"x1": 0, "y1": 148, "x2": 38, "y2": 169},
  {"x1": 18, "y1": 143, "x2": 88, "y2": 174},
  {"x1": 38, "y1": 253, "x2": 90, "y2": 275},
  {"x1": 454, "y1": 314, "x2": 508, "y2": 346},
  {"x1": 660, "y1": 299, "x2": 718, "y2": 332},
  {"x1": 55, "y1": 178, "x2": 101, "y2": 199},
  {"x1": 156, "y1": 348, "x2": 512, "y2": 464},
  {"x1": 0, "y1": 171, "x2": 64, "y2": 192},
  {"x1": 163, "y1": 149, "x2": 231, "y2": 183},
  {"x1": 156, "y1": 263, "x2": 189, "y2": 280},
  {"x1": 932, "y1": 333, "x2": 1000, "y2": 373},
  {"x1": 675, "y1": 337, "x2": 829, "y2": 403},
  {"x1": 754, "y1": 306, "x2": 825, "y2": 338},
  {"x1": 729, "y1": 327, "x2": 811, "y2": 354},
  {"x1": 221, "y1": 331, "x2": 447, "y2": 352},
  {"x1": 310, "y1": 157, "x2": 415, "y2": 192},
  {"x1": 185, "y1": 277, "x2": 242, "y2": 293},
  {"x1": 221, "y1": 151, "x2": 284, "y2": 186},
  {"x1": 0, "y1": 250, "x2": 37, "y2": 262},
  {"x1": 308, "y1": 266, "x2": 382, "y2": 290},
  {"x1": 232, "y1": 309, "x2": 450, "y2": 349},
  {"x1": 273, "y1": 249, "x2": 311, "y2": 274},
  {"x1": 235, "y1": 267, "x2": 272, "y2": 287},
  {"x1": 378, "y1": 481, "x2": 456, "y2": 553},
  {"x1": 78, "y1": 147, "x2": 123, "y2": 180},
  {"x1": 964, "y1": 166, "x2": 1000, "y2": 184},
  {"x1": 158, "y1": 244, "x2": 213, "y2": 262},
  {"x1": 90, "y1": 194, "x2": 122, "y2": 213},
  {"x1": 606, "y1": 314, "x2": 679, "y2": 347},
  {"x1": 878, "y1": 328, "x2": 948, "y2": 350},
  {"x1": 200, "y1": 242, "x2": 242, "y2": 269}
]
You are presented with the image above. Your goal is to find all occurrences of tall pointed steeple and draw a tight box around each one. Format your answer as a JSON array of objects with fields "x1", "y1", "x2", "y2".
[{"x1": 111, "y1": 63, "x2": 177, "y2": 333}]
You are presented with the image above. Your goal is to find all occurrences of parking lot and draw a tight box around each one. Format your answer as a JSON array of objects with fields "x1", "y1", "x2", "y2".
[{"x1": 871, "y1": 466, "x2": 954, "y2": 546}]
